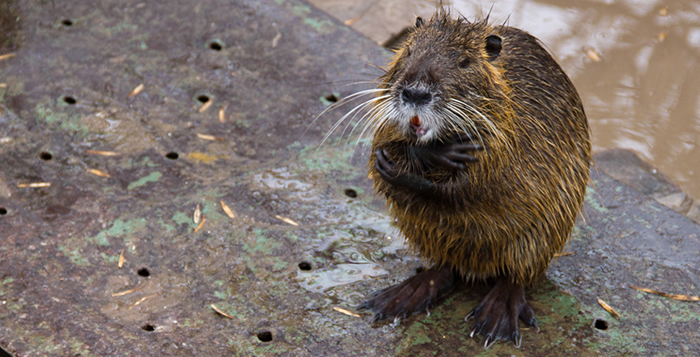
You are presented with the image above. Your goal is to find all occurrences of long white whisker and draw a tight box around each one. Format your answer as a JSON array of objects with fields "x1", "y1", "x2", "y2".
[
  {"x1": 340, "y1": 94, "x2": 391, "y2": 137},
  {"x1": 451, "y1": 98, "x2": 515, "y2": 160},
  {"x1": 318, "y1": 93, "x2": 390, "y2": 147},
  {"x1": 349, "y1": 100, "x2": 392, "y2": 153},
  {"x1": 306, "y1": 88, "x2": 388, "y2": 140}
]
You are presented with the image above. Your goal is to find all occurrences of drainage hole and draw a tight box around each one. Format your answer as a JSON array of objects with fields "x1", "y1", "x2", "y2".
[
  {"x1": 298, "y1": 262, "x2": 312, "y2": 271},
  {"x1": 165, "y1": 152, "x2": 179, "y2": 160},
  {"x1": 63, "y1": 96, "x2": 77, "y2": 105},
  {"x1": 344, "y1": 188, "x2": 357, "y2": 198},
  {"x1": 137, "y1": 268, "x2": 150, "y2": 277},
  {"x1": 209, "y1": 42, "x2": 222, "y2": 51},
  {"x1": 256, "y1": 331, "x2": 273, "y2": 342},
  {"x1": 39, "y1": 152, "x2": 53, "y2": 161},
  {"x1": 142, "y1": 324, "x2": 155, "y2": 331},
  {"x1": 594, "y1": 319, "x2": 608, "y2": 330},
  {"x1": 324, "y1": 93, "x2": 338, "y2": 103},
  {"x1": 0, "y1": 207, "x2": 7, "y2": 215},
  {"x1": 61, "y1": 19, "x2": 73, "y2": 27},
  {"x1": 197, "y1": 95, "x2": 210, "y2": 103}
]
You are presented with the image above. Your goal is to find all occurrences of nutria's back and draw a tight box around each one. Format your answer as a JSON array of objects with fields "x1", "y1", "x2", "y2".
[{"x1": 368, "y1": 11, "x2": 591, "y2": 285}]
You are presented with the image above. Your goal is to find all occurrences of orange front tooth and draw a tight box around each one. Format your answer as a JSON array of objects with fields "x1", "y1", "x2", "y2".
[{"x1": 411, "y1": 116, "x2": 421, "y2": 126}]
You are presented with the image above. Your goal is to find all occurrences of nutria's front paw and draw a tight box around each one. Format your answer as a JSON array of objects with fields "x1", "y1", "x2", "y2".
[
  {"x1": 375, "y1": 149, "x2": 435, "y2": 193},
  {"x1": 466, "y1": 279, "x2": 539, "y2": 348},
  {"x1": 358, "y1": 267, "x2": 455, "y2": 322},
  {"x1": 412, "y1": 133, "x2": 484, "y2": 170}
]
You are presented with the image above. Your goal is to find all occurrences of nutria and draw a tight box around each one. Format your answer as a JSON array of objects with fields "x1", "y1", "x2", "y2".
[{"x1": 356, "y1": 10, "x2": 591, "y2": 347}]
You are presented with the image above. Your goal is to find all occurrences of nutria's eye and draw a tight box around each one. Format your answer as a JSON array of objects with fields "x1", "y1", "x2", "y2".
[
  {"x1": 459, "y1": 58, "x2": 470, "y2": 69},
  {"x1": 415, "y1": 16, "x2": 425, "y2": 28},
  {"x1": 485, "y1": 35, "x2": 502, "y2": 60}
]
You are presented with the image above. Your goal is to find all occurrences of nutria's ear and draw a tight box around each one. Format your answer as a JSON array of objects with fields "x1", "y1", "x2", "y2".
[
  {"x1": 415, "y1": 16, "x2": 425, "y2": 28},
  {"x1": 485, "y1": 35, "x2": 502, "y2": 60}
]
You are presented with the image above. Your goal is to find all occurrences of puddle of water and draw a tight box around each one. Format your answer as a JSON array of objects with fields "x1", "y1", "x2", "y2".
[
  {"x1": 246, "y1": 155, "x2": 419, "y2": 298},
  {"x1": 296, "y1": 227, "x2": 414, "y2": 294}
]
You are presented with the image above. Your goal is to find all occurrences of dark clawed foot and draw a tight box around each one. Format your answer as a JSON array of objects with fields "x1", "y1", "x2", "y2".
[
  {"x1": 374, "y1": 149, "x2": 399, "y2": 181},
  {"x1": 358, "y1": 267, "x2": 456, "y2": 323},
  {"x1": 466, "y1": 278, "x2": 538, "y2": 349},
  {"x1": 412, "y1": 133, "x2": 485, "y2": 170},
  {"x1": 374, "y1": 149, "x2": 435, "y2": 193}
]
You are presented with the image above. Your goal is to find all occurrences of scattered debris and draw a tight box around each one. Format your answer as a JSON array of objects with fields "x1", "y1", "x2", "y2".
[
  {"x1": 220, "y1": 200, "x2": 235, "y2": 219},
  {"x1": 659, "y1": 6, "x2": 667, "y2": 16},
  {"x1": 86, "y1": 150, "x2": 120, "y2": 156},
  {"x1": 118, "y1": 249, "x2": 125, "y2": 269},
  {"x1": 198, "y1": 97, "x2": 214, "y2": 113},
  {"x1": 194, "y1": 204, "x2": 202, "y2": 224},
  {"x1": 211, "y1": 304, "x2": 235, "y2": 319},
  {"x1": 87, "y1": 169, "x2": 111, "y2": 178},
  {"x1": 554, "y1": 252, "x2": 574, "y2": 257},
  {"x1": 112, "y1": 285, "x2": 144, "y2": 297},
  {"x1": 333, "y1": 306, "x2": 360, "y2": 317},
  {"x1": 630, "y1": 284, "x2": 700, "y2": 302},
  {"x1": 597, "y1": 298, "x2": 621, "y2": 318},
  {"x1": 0, "y1": 137, "x2": 12, "y2": 143},
  {"x1": 271, "y1": 32, "x2": 282, "y2": 48},
  {"x1": 194, "y1": 214, "x2": 206, "y2": 233},
  {"x1": 127, "y1": 83, "x2": 145, "y2": 98},
  {"x1": 131, "y1": 294, "x2": 158, "y2": 307},
  {"x1": 196, "y1": 133, "x2": 223, "y2": 141},
  {"x1": 17, "y1": 182, "x2": 51, "y2": 188},
  {"x1": 658, "y1": 32, "x2": 666, "y2": 42},
  {"x1": 0, "y1": 53, "x2": 16, "y2": 61},
  {"x1": 219, "y1": 104, "x2": 227, "y2": 123},
  {"x1": 275, "y1": 215, "x2": 299, "y2": 226},
  {"x1": 344, "y1": 17, "x2": 360, "y2": 26},
  {"x1": 586, "y1": 48, "x2": 601, "y2": 62},
  {"x1": 0, "y1": 83, "x2": 7, "y2": 88}
]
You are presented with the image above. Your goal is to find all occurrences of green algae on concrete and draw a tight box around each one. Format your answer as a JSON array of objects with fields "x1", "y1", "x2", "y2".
[{"x1": 127, "y1": 171, "x2": 163, "y2": 190}]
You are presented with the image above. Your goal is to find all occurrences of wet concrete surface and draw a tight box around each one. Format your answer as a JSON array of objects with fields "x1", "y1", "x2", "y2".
[{"x1": 0, "y1": 0, "x2": 699, "y2": 356}]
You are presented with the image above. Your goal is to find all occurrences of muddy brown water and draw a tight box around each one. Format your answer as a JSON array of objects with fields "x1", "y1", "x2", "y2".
[{"x1": 309, "y1": 0, "x2": 700, "y2": 200}]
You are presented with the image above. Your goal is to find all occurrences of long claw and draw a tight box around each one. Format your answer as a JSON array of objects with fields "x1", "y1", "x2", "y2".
[
  {"x1": 514, "y1": 334, "x2": 522, "y2": 348},
  {"x1": 484, "y1": 335, "x2": 497, "y2": 349},
  {"x1": 359, "y1": 267, "x2": 455, "y2": 324},
  {"x1": 465, "y1": 278, "x2": 535, "y2": 348}
]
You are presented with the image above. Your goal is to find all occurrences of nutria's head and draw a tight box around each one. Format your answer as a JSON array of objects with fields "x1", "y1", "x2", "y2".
[{"x1": 375, "y1": 10, "x2": 513, "y2": 146}]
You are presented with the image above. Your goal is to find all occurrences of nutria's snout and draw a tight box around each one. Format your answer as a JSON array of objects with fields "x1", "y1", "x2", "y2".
[
  {"x1": 401, "y1": 86, "x2": 433, "y2": 138},
  {"x1": 402, "y1": 86, "x2": 432, "y2": 106},
  {"x1": 395, "y1": 85, "x2": 439, "y2": 140}
]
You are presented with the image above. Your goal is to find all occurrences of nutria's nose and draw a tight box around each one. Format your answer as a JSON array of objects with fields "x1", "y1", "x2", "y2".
[{"x1": 402, "y1": 87, "x2": 432, "y2": 106}]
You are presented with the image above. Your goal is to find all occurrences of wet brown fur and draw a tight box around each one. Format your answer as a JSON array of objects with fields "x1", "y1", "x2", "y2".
[{"x1": 368, "y1": 10, "x2": 591, "y2": 286}]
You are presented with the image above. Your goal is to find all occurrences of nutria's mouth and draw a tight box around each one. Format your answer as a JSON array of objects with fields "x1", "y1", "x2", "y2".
[{"x1": 410, "y1": 115, "x2": 428, "y2": 137}]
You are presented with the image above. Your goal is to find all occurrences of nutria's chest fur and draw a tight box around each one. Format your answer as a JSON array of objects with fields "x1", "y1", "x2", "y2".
[{"x1": 367, "y1": 13, "x2": 591, "y2": 285}]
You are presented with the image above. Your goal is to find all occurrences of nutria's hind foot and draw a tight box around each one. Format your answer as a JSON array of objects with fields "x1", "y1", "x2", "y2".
[
  {"x1": 466, "y1": 278, "x2": 539, "y2": 348},
  {"x1": 358, "y1": 267, "x2": 456, "y2": 322}
]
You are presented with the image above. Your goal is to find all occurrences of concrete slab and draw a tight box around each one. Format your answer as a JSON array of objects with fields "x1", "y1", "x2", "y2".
[{"x1": 0, "y1": 0, "x2": 698, "y2": 356}]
